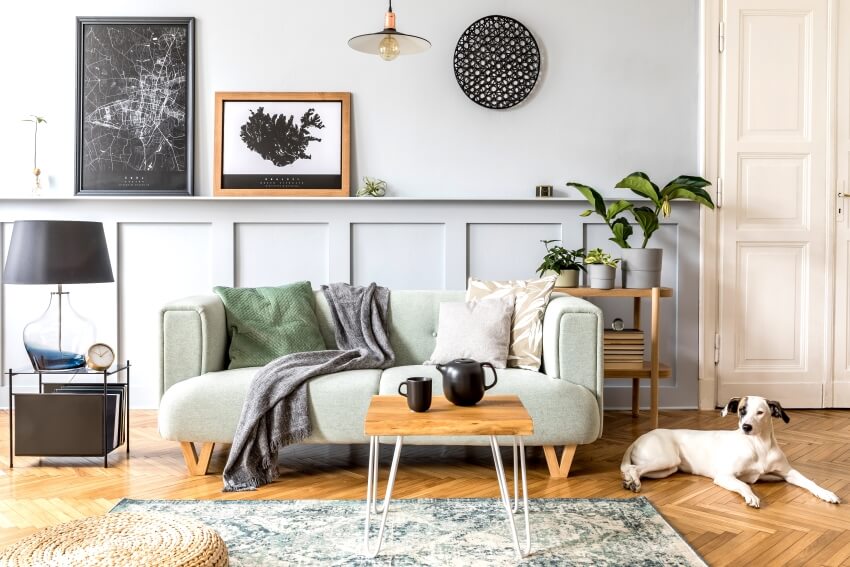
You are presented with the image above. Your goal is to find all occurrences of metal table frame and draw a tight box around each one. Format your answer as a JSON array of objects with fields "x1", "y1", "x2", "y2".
[
  {"x1": 363, "y1": 435, "x2": 531, "y2": 559},
  {"x1": 7, "y1": 361, "x2": 130, "y2": 468}
]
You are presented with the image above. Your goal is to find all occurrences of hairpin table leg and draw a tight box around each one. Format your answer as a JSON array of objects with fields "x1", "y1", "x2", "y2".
[
  {"x1": 490, "y1": 436, "x2": 530, "y2": 559},
  {"x1": 364, "y1": 435, "x2": 403, "y2": 558}
]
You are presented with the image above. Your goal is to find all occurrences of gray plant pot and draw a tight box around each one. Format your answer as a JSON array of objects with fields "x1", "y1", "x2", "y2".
[
  {"x1": 621, "y1": 248, "x2": 663, "y2": 288},
  {"x1": 587, "y1": 264, "x2": 616, "y2": 289}
]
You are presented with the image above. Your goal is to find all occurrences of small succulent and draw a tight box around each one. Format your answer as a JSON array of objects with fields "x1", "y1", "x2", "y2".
[
  {"x1": 356, "y1": 177, "x2": 387, "y2": 197},
  {"x1": 584, "y1": 248, "x2": 620, "y2": 268}
]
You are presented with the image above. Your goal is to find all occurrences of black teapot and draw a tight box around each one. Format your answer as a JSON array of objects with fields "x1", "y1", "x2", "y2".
[{"x1": 436, "y1": 358, "x2": 498, "y2": 406}]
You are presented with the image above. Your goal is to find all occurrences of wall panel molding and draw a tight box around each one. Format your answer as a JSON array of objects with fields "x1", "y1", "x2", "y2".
[{"x1": 0, "y1": 199, "x2": 700, "y2": 409}]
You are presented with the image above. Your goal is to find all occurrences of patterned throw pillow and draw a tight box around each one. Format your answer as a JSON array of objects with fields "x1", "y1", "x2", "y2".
[
  {"x1": 425, "y1": 297, "x2": 514, "y2": 368},
  {"x1": 466, "y1": 275, "x2": 557, "y2": 371},
  {"x1": 213, "y1": 281, "x2": 326, "y2": 369}
]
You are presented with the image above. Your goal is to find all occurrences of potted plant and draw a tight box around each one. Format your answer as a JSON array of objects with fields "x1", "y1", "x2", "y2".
[
  {"x1": 535, "y1": 240, "x2": 585, "y2": 288},
  {"x1": 568, "y1": 172, "x2": 714, "y2": 288},
  {"x1": 584, "y1": 248, "x2": 620, "y2": 289}
]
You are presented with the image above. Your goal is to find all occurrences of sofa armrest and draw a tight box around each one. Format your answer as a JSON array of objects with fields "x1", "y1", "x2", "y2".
[
  {"x1": 160, "y1": 295, "x2": 228, "y2": 395},
  {"x1": 542, "y1": 295, "x2": 604, "y2": 415}
]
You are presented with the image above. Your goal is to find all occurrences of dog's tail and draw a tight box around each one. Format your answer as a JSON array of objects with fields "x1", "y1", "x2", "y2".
[{"x1": 620, "y1": 441, "x2": 641, "y2": 492}]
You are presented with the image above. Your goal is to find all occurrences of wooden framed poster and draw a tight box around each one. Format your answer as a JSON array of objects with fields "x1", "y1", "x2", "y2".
[{"x1": 213, "y1": 92, "x2": 351, "y2": 197}]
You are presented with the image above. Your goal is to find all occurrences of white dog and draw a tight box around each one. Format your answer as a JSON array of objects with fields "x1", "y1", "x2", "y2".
[{"x1": 620, "y1": 396, "x2": 841, "y2": 508}]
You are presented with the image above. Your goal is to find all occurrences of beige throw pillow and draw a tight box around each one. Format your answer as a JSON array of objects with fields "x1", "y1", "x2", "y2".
[
  {"x1": 466, "y1": 275, "x2": 557, "y2": 370},
  {"x1": 425, "y1": 297, "x2": 514, "y2": 368}
]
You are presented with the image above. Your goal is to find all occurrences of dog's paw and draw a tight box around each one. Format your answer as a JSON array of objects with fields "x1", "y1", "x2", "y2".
[
  {"x1": 816, "y1": 490, "x2": 841, "y2": 504},
  {"x1": 744, "y1": 494, "x2": 760, "y2": 508},
  {"x1": 621, "y1": 466, "x2": 641, "y2": 492}
]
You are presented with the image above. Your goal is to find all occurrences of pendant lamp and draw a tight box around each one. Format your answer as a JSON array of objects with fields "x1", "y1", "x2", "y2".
[{"x1": 348, "y1": 0, "x2": 430, "y2": 61}]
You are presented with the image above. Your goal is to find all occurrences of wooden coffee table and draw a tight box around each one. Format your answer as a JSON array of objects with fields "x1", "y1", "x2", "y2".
[{"x1": 362, "y1": 394, "x2": 533, "y2": 559}]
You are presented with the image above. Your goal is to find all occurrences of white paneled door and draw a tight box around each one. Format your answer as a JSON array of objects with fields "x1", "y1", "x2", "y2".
[
  {"x1": 717, "y1": 0, "x2": 831, "y2": 406},
  {"x1": 832, "y1": 1, "x2": 850, "y2": 406}
]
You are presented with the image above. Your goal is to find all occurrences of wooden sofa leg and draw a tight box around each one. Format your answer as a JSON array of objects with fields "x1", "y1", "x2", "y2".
[
  {"x1": 543, "y1": 445, "x2": 577, "y2": 478},
  {"x1": 180, "y1": 442, "x2": 215, "y2": 476}
]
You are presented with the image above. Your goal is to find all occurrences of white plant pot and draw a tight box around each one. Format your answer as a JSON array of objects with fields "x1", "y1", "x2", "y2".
[
  {"x1": 621, "y1": 248, "x2": 663, "y2": 288},
  {"x1": 545, "y1": 269, "x2": 580, "y2": 288},
  {"x1": 587, "y1": 264, "x2": 616, "y2": 289}
]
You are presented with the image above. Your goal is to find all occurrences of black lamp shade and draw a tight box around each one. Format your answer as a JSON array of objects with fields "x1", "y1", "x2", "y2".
[{"x1": 3, "y1": 220, "x2": 114, "y2": 285}]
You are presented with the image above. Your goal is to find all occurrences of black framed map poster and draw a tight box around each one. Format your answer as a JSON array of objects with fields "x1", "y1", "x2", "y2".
[{"x1": 75, "y1": 17, "x2": 194, "y2": 196}]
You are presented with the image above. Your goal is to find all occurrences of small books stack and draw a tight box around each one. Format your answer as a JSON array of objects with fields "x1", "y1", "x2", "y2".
[{"x1": 604, "y1": 329, "x2": 644, "y2": 367}]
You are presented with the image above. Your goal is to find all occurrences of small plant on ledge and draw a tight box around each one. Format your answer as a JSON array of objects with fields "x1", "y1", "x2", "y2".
[
  {"x1": 356, "y1": 176, "x2": 387, "y2": 197},
  {"x1": 535, "y1": 240, "x2": 585, "y2": 288}
]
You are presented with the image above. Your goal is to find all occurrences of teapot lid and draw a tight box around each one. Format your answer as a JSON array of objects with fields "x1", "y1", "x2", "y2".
[{"x1": 448, "y1": 358, "x2": 478, "y2": 365}]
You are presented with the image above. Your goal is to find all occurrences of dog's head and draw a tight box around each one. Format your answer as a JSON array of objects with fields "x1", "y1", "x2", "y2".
[{"x1": 721, "y1": 396, "x2": 790, "y2": 435}]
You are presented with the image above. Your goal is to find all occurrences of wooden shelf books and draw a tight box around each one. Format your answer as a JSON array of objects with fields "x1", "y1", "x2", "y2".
[{"x1": 604, "y1": 329, "x2": 644, "y2": 367}]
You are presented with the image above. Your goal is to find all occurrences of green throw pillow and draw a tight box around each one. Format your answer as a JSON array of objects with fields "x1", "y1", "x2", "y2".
[{"x1": 213, "y1": 281, "x2": 326, "y2": 369}]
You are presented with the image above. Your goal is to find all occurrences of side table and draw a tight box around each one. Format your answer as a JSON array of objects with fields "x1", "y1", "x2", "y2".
[
  {"x1": 363, "y1": 395, "x2": 533, "y2": 559},
  {"x1": 7, "y1": 362, "x2": 130, "y2": 468},
  {"x1": 555, "y1": 287, "x2": 673, "y2": 428}
]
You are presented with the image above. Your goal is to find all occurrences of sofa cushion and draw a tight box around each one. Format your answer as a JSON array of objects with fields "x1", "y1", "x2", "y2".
[
  {"x1": 379, "y1": 365, "x2": 601, "y2": 446},
  {"x1": 466, "y1": 276, "x2": 557, "y2": 371},
  {"x1": 425, "y1": 297, "x2": 513, "y2": 368},
  {"x1": 214, "y1": 281, "x2": 326, "y2": 369},
  {"x1": 158, "y1": 367, "x2": 382, "y2": 444}
]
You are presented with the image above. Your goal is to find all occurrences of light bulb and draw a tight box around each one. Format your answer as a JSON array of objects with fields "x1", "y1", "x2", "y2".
[{"x1": 379, "y1": 35, "x2": 400, "y2": 61}]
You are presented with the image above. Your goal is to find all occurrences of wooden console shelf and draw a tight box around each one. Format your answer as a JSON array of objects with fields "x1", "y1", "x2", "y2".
[
  {"x1": 604, "y1": 362, "x2": 672, "y2": 379},
  {"x1": 554, "y1": 286, "x2": 673, "y2": 428}
]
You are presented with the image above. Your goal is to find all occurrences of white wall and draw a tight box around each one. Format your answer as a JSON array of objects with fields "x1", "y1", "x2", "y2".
[
  {"x1": 0, "y1": 0, "x2": 699, "y2": 197},
  {"x1": 0, "y1": 0, "x2": 704, "y2": 409}
]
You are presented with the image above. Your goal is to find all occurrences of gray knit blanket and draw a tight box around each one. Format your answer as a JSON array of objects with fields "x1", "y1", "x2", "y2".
[{"x1": 222, "y1": 283, "x2": 394, "y2": 491}]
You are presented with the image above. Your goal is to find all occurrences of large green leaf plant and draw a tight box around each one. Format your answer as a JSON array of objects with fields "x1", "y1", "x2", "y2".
[{"x1": 568, "y1": 172, "x2": 715, "y2": 248}]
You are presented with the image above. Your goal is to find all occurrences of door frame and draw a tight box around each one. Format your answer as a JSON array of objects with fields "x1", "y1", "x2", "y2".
[{"x1": 699, "y1": 0, "x2": 722, "y2": 410}]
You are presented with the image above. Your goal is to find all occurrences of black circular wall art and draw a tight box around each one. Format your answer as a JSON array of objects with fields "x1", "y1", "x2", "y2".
[{"x1": 453, "y1": 15, "x2": 541, "y2": 110}]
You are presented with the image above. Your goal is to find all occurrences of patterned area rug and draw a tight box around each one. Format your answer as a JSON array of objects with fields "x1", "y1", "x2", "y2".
[{"x1": 111, "y1": 497, "x2": 706, "y2": 566}]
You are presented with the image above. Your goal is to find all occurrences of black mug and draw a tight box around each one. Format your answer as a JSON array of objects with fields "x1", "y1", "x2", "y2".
[{"x1": 398, "y1": 377, "x2": 433, "y2": 412}]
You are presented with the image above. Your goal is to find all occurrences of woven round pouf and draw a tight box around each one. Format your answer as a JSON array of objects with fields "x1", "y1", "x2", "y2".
[{"x1": 0, "y1": 512, "x2": 228, "y2": 567}]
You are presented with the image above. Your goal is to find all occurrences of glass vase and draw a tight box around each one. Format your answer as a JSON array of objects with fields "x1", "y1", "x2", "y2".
[{"x1": 23, "y1": 289, "x2": 95, "y2": 370}]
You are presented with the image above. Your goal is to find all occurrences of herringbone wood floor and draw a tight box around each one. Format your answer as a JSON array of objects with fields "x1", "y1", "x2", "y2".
[{"x1": 1, "y1": 409, "x2": 848, "y2": 565}]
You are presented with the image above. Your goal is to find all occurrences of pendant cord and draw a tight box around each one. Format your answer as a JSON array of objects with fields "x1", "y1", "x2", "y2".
[{"x1": 388, "y1": 0, "x2": 392, "y2": 13}]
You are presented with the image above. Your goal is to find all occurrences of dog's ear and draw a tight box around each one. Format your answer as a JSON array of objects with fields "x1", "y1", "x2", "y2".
[
  {"x1": 767, "y1": 400, "x2": 790, "y2": 423},
  {"x1": 721, "y1": 397, "x2": 741, "y2": 417}
]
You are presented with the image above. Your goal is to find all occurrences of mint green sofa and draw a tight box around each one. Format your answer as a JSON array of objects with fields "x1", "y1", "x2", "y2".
[{"x1": 158, "y1": 291, "x2": 604, "y2": 477}]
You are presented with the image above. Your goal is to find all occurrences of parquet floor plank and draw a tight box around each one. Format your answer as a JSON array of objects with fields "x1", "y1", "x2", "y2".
[{"x1": 0, "y1": 409, "x2": 848, "y2": 564}]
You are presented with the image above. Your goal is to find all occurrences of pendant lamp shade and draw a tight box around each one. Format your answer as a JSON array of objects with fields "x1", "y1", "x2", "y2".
[{"x1": 348, "y1": 1, "x2": 430, "y2": 60}]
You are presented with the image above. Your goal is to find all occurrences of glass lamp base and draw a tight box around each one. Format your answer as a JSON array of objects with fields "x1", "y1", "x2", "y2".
[
  {"x1": 25, "y1": 346, "x2": 87, "y2": 370},
  {"x1": 23, "y1": 288, "x2": 94, "y2": 371}
]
